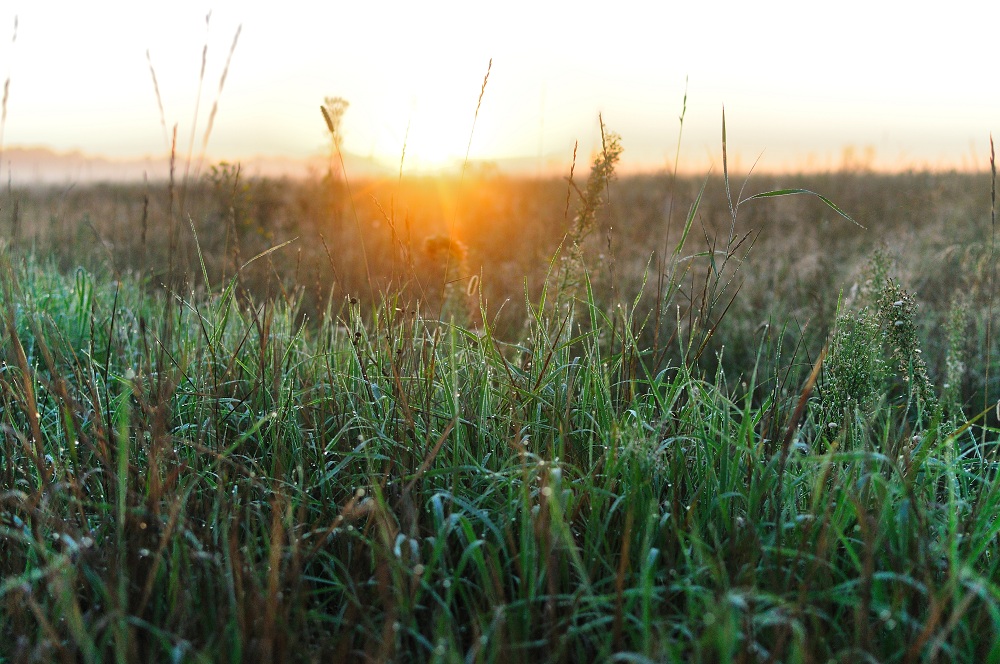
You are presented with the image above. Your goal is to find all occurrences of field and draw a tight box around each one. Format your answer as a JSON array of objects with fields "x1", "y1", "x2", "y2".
[{"x1": 1, "y1": 143, "x2": 999, "y2": 662}]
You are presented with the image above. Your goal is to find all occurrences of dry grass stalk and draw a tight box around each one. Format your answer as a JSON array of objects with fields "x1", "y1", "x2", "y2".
[
  {"x1": 0, "y1": 15, "x2": 16, "y2": 180},
  {"x1": 196, "y1": 23, "x2": 243, "y2": 180},
  {"x1": 985, "y1": 135, "x2": 996, "y2": 446},
  {"x1": 145, "y1": 49, "x2": 169, "y2": 151}
]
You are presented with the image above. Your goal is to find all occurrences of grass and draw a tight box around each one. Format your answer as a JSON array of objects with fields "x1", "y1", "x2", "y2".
[{"x1": 2, "y1": 102, "x2": 1000, "y2": 660}]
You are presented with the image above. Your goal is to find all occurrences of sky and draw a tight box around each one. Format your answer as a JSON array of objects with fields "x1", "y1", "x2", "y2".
[{"x1": 0, "y1": 1, "x2": 998, "y2": 176}]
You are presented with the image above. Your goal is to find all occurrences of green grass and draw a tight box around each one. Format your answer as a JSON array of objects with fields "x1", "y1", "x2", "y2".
[{"x1": 2, "y1": 125, "x2": 1000, "y2": 660}]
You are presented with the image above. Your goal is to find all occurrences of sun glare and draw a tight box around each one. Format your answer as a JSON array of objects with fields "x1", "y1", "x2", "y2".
[
  {"x1": 402, "y1": 120, "x2": 465, "y2": 172},
  {"x1": 375, "y1": 109, "x2": 469, "y2": 174},
  {"x1": 362, "y1": 78, "x2": 495, "y2": 175}
]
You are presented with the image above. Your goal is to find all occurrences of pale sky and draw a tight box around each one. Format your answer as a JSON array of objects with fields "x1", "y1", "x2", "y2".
[{"x1": 0, "y1": 1, "x2": 998, "y2": 175}]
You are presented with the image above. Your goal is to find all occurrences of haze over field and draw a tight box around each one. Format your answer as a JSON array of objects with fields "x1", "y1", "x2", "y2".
[{"x1": 0, "y1": 1, "x2": 997, "y2": 181}]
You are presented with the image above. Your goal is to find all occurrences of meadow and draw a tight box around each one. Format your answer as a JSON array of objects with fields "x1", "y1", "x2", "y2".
[{"x1": 1, "y1": 135, "x2": 999, "y2": 662}]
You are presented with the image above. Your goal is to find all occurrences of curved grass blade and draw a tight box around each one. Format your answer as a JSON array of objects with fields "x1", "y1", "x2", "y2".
[{"x1": 741, "y1": 188, "x2": 865, "y2": 229}]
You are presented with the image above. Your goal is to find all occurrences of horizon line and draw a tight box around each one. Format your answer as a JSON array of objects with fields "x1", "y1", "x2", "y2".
[{"x1": 0, "y1": 142, "x2": 992, "y2": 185}]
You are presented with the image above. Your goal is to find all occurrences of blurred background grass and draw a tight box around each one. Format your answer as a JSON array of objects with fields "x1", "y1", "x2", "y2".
[{"x1": 3, "y1": 168, "x2": 994, "y2": 409}]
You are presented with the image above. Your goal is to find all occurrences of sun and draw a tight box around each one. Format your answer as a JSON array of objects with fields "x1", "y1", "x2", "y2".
[
  {"x1": 398, "y1": 106, "x2": 472, "y2": 173},
  {"x1": 403, "y1": 120, "x2": 465, "y2": 172},
  {"x1": 369, "y1": 94, "x2": 484, "y2": 175}
]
